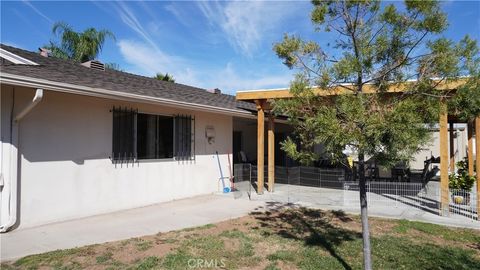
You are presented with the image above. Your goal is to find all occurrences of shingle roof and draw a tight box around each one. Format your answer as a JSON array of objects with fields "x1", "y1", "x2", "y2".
[{"x1": 0, "y1": 44, "x2": 256, "y2": 113}]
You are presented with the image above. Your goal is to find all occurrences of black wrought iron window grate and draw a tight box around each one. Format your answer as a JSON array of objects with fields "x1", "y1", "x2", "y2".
[
  {"x1": 112, "y1": 106, "x2": 137, "y2": 163},
  {"x1": 111, "y1": 107, "x2": 195, "y2": 163},
  {"x1": 174, "y1": 114, "x2": 195, "y2": 161}
]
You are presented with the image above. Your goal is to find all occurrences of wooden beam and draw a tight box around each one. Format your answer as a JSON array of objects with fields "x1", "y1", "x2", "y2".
[
  {"x1": 467, "y1": 121, "x2": 474, "y2": 176},
  {"x1": 475, "y1": 117, "x2": 480, "y2": 219},
  {"x1": 449, "y1": 122, "x2": 455, "y2": 172},
  {"x1": 268, "y1": 114, "x2": 275, "y2": 192},
  {"x1": 439, "y1": 107, "x2": 449, "y2": 216},
  {"x1": 255, "y1": 99, "x2": 265, "y2": 194},
  {"x1": 236, "y1": 78, "x2": 468, "y2": 101}
]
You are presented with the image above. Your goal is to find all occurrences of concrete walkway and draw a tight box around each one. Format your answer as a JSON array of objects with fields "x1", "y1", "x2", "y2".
[{"x1": 0, "y1": 194, "x2": 265, "y2": 261}]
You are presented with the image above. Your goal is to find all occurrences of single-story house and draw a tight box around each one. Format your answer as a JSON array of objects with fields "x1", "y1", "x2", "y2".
[
  {"x1": 0, "y1": 44, "x2": 475, "y2": 231},
  {"x1": 0, "y1": 44, "x2": 295, "y2": 231}
]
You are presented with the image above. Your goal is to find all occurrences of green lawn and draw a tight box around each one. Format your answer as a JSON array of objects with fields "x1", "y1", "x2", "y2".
[{"x1": 2, "y1": 207, "x2": 479, "y2": 270}]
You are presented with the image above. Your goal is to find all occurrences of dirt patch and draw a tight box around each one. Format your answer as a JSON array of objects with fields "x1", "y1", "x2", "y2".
[{"x1": 224, "y1": 238, "x2": 242, "y2": 252}]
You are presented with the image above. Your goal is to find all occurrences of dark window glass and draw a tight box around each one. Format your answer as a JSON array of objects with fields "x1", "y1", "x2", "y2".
[
  {"x1": 137, "y1": 114, "x2": 173, "y2": 159},
  {"x1": 112, "y1": 108, "x2": 194, "y2": 162}
]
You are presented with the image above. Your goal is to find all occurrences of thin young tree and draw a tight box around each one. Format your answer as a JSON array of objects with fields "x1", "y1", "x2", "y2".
[
  {"x1": 45, "y1": 21, "x2": 115, "y2": 63},
  {"x1": 273, "y1": 1, "x2": 479, "y2": 269}
]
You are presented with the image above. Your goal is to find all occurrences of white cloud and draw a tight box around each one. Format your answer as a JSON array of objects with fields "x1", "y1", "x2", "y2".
[
  {"x1": 22, "y1": 0, "x2": 53, "y2": 24},
  {"x1": 113, "y1": 2, "x2": 159, "y2": 51},
  {"x1": 197, "y1": 1, "x2": 301, "y2": 56},
  {"x1": 114, "y1": 1, "x2": 293, "y2": 93},
  {"x1": 164, "y1": 4, "x2": 192, "y2": 27},
  {"x1": 212, "y1": 62, "x2": 291, "y2": 92},
  {"x1": 118, "y1": 40, "x2": 291, "y2": 94},
  {"x1": 117, "y1": 39, "x2": 183, "y2": 76}
]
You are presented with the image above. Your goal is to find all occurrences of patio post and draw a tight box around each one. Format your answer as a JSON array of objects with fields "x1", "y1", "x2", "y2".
[
  {"x1": 268, "y1": 113, "x2": 275, "y2": 192},
  {"x1": 467, "y1": 121, "x2": 474, "y2": 176},
  {"x1": 475, "y1": 117, "x2": 480, "y2": 218},
  {"x1": 449, "y1": 122, "x2": 455, "y2": 172},
  {"x1": 255, "y1": 99, "x2": 265, "y2": 194},
  {"x1": 439, "y1": 107, "x2": 449, "y2": 216}
]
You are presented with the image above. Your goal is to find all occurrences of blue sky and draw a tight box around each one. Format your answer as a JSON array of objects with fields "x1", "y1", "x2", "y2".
[{"x1": 1, "y1": 1, "x2": 479, "y2": 94}]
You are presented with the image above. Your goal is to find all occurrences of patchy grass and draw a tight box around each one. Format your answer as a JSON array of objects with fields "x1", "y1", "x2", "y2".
[
  {"x1": 95, "y1": 251, "x2": 113, "y2": 264},
  {"x1": 2, "y1": 207, "x2": 479, "y2": 270},
  {"x1": 134, "y1": 239, "x2": 153, "y2": 252}
]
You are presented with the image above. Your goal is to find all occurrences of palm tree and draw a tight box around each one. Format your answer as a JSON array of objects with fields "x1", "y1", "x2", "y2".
[
  {"x1": 154, "y1": 72, "x2": 175, "y2": 83},
  {"x1": 45, "y1": 22, "x2": 115, "y2": 63}
]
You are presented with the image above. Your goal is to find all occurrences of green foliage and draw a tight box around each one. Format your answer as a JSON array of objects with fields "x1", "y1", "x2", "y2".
[
  {"x1": 449, "y1": 158, "x2": 476, "y2": 191},
  {"x1": 95, "y1": 252, "x2": 113, "y2": 264},
  {"x1": 135, "y1": 256, "x2": 160, "y2": 270},
  {"x1": 135, "y1": 239, "x2": 153, "y2": 252},
  {"x1": 449, "y1": 82, "x2": 480, "y2": 121},
  {"x1": 273, "y1": 0, "x2": 479, "y2": 167},
  {"x1": 105, "y1": 62, "x2": 123, "y2": 71},
  {"x1": 394, "y1": 219, "x2": 480, "y2": 243},
  {"x1": 44, "y1": 21, "x2": 115, "y2": 63},
  {"x1": 153, "y1": 72, "x2": 175, "y2": 83}
]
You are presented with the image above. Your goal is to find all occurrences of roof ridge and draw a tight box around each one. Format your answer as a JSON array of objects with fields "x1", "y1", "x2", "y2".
[
  {"x1": 0, "y1": 43, "x2": 256, "y2": 112},
  {"x1": 0, "y1": 43, "x2": 240, "y2": 99}
]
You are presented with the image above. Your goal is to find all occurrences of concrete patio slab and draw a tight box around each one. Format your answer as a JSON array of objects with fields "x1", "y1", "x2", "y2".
[
  {"x1": 0, "y1": 194, "x2": 265, "y2": 261},
  {"x1": 237, "y1": 184, "x2": 479, "y2": 230}
]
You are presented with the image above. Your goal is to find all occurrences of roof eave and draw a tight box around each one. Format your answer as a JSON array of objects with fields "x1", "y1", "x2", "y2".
[{"x1": 0, "y1": 72, "x2": 254, "y2": 118}]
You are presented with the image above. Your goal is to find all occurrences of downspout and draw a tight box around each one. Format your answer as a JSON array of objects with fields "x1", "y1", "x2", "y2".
[{"x1": 0, "y1": 89, "x2": 43, "y2": 233}]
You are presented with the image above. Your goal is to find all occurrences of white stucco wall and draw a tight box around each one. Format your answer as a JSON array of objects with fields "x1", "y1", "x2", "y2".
[
  {"x1": 1, "y1": 85, "x2": 234, "y2": 229},
  {"x1": 410, "y1": 126, "x2": 469, "y2": 170}
]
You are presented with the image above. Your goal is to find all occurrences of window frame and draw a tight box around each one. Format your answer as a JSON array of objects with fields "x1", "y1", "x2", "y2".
[
  {"x1": 136, "y1": 112, "x2": 175, "y2": 161},
  {"x1": 111, "y1": 108, "x2": 195, "y2": 163}
]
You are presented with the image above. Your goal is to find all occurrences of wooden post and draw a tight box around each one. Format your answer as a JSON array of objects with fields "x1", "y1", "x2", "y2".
[
  {"x1": 439, "y1": 108, "x2": 449, "y2": 216},
  {"x1": 467, "y1": 121, "x2": 474, "y2": 176},
  {"x1": 475, "y1": 117, "x2": 480, "y2": 219},
  {"x1": 268, "y1": 114, "x2": 275, "y2": 192},
  {"x1": 449, "y1": 122, "x2": 455, "y2": 172},
  {"x1": 255, "y1": 100, "x2": 265, "y2": 194}
]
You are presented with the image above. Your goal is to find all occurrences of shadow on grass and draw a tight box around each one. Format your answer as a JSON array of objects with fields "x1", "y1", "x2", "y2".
[
  {"x1": 374, "y1": 236, "x2": 480, "y2": 269},
  {"x1": 251, "y1": 204, "x2": 360, "y2": 270}
]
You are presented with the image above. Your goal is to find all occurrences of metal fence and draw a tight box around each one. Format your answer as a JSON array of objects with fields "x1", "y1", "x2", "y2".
[
  {"x1": 250, "y1": 165, "x2": 346, "y2": 188},
  {"x1": 233, "y1": 163, "x2": 478, "y2": 221},
  {"x1": 449, "y1": 189, "x2": 478, "y2": 220},
  {"x1": 343, "y1": 181, "x2": 438, "y2": 212},
  {"x1": 233, "y1": 163, "x2": 346, "y2": 205},
  {"x1": 344, "y1": 182, "x2": 478, "y2": 221}
]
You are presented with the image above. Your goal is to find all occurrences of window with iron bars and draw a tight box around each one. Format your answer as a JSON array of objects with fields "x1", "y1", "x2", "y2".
[{"x1": 111, "y1": 107, "x2": 195, "y2": 162}]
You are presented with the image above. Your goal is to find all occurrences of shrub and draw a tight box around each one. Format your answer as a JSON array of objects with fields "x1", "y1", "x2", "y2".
[{"x1": 448, "y1": 158, "x2": 475, "y2": 191}]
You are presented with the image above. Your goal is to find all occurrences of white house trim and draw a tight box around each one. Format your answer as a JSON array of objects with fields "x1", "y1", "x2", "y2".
[
  {"x1": 0, "y1": 49, "x2": 39, "y2": 65},
  {"x1": 0, "y1": 73, "x2": 254, "y2": 118}
]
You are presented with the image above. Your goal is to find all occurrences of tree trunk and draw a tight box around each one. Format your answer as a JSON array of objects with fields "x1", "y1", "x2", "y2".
[{"x1": 358, "y1": 152, "x2": 373, "y2": 270}]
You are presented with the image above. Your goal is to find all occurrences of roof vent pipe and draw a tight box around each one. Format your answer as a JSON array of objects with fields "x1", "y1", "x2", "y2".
[
  {"x1": 38, "y1": 48, "x2": 50, "y2": 57},
  {"x1": 207, "y1": 88, "x2": 222, "y2": 94}
]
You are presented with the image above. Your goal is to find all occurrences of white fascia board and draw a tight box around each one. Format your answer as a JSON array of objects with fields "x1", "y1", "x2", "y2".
[
  {"x1": 0, "y1": 49, "x2": 39, "y2": 65},
  {"x1": 0, "y1": 73, "x2": 254, "y2": 118}
]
